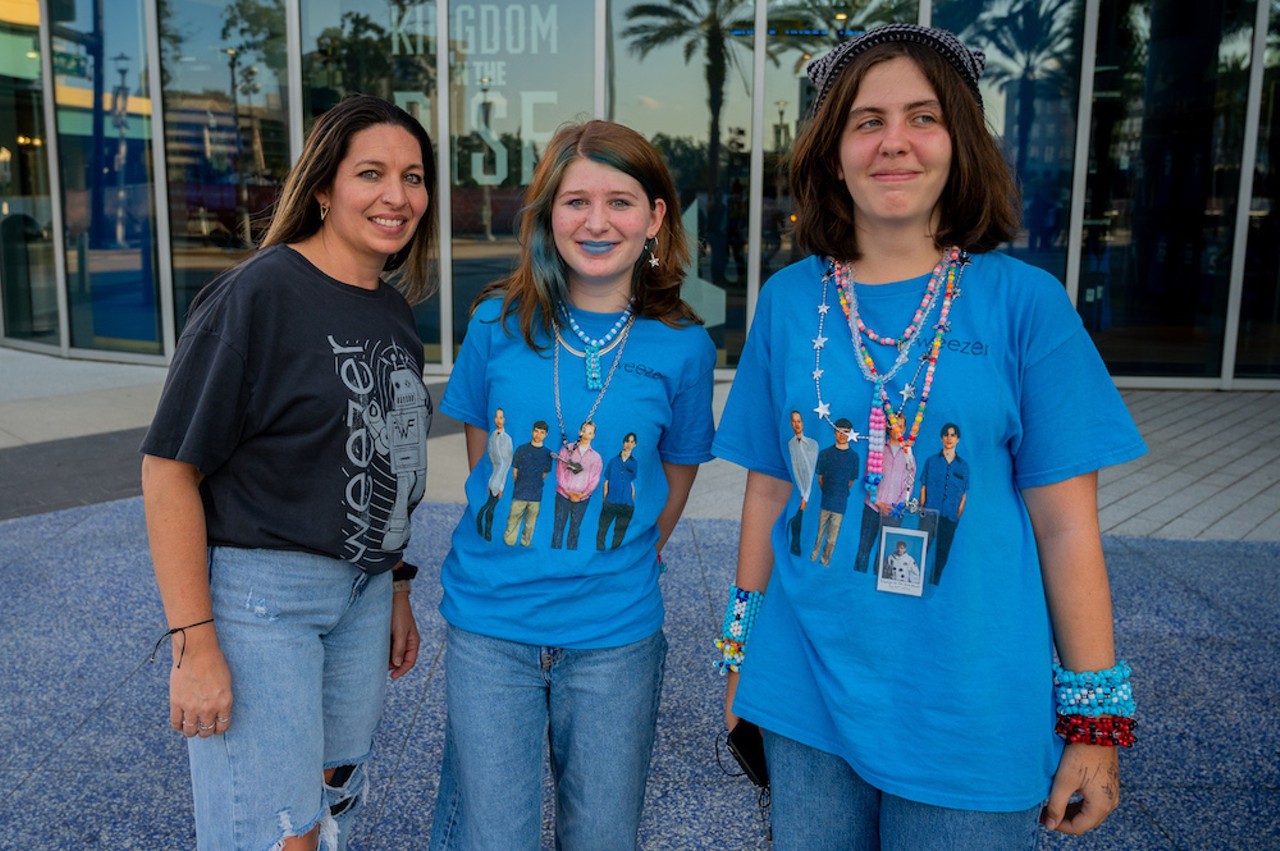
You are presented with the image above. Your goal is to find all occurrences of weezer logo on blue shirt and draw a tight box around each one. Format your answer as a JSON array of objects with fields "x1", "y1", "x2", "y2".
[
  {"x1": 622, "y1": 362, "x2": 668, "y2": 380},
  {"x1": 945, "y1": 339, "x2": 988, "y2": 356}
]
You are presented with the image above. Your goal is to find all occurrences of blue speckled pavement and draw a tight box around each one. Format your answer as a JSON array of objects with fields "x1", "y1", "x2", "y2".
[{"x1": 1, "y1": 347, "x2": 1278, "y2": 849}]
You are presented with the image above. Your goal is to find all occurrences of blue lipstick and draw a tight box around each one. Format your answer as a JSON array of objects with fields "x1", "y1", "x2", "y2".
[{"x1": 581, "y1": 241, "x2": 615, "y2": 254}]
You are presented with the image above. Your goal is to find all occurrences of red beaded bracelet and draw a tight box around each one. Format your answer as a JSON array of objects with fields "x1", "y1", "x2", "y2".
[{"x1": 1055, "y1": 714, "x2": 1137, "y2": 748}]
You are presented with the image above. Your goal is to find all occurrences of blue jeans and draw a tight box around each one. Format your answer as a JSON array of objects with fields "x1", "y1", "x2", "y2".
[
  {"x1": 550, "y1": 494, "x2": 590, "y2": 549},
  {"x1": 595, "y1": 500, "x2": 634, "y2": 550},
  {"x1": 762, "y1": 728, "x2": 1041, "y2": 851},
  {"x1": 187, "y1": 547, "x2": 391, "y2": 851},
  {"x1": 429, "y1": 625, "x2": 667, "y2": 850}
]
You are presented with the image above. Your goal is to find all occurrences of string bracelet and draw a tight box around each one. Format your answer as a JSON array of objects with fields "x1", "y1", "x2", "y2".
[
  {"x1": 149, "y1": 618, "x2": 214, "y2": 669},
  {"x1": 1052, "y1": 661, "x2": 1136, "y2": 717},
  {"x1": 1055, "y1": 714, "x2": 1137, "y2": 748},
  {"x1": 714, "y1": 585, "x2": 764, "y2": 675}
]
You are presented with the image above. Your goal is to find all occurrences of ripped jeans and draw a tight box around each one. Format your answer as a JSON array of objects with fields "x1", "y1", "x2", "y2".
[{"x1": 187, "y1": 547, "x2": 391, "y2": 851}]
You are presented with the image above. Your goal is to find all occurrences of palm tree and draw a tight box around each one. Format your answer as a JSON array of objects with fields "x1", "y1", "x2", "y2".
[
  {"x1": 622, "y1": 0, "x2": 756, "y2": 282},
  {"x1": 953, "y1": 0, "x2": 1080, "y2": 182},
  {"x1": 771, "y1": 0, "x2": 916, "y2": 61}
]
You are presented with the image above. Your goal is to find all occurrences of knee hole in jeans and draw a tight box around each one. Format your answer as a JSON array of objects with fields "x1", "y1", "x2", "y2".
[{"x1": 325, "y1": 764, "x2": 359, "y2": 818}]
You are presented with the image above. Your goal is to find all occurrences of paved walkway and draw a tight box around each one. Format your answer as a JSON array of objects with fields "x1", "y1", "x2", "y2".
[{"x1": 0, "y1": 347, "x2": 1277, "y2": 849}]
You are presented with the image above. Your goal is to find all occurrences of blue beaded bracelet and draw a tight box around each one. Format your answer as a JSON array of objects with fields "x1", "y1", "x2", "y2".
[
  {"x1": 714, "y1": 584, "x2": 763, "y2": 675},
  {"x1": 1052, "y1": 661, "x2": 1136, "y2": 718}
]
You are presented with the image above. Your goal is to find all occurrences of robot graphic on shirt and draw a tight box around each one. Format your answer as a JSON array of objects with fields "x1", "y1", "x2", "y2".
[{"x1": 338, "y1": 341, "x2": 429, "y2": 559}]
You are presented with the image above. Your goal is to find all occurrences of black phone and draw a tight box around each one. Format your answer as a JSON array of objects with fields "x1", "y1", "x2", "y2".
[{"x1": 726, "y1": 720, "x2": 769, "y2": 788}]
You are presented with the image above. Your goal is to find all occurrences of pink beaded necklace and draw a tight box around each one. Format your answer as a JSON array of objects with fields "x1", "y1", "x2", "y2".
[{"x1": 825, "y1": 247, "x2": 968, "y2": 502}]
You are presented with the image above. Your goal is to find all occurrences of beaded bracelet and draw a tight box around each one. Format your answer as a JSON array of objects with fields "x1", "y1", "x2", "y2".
[
  {"x1": 1052, "y1": 661, "x2": 1136, "y2": 717},
  {"x1": 1055, "y1": 714, "x2": 1137, "y2": 748},
  {"x1": 714, "y1": 584, "x2": 764, "y2": 675}
]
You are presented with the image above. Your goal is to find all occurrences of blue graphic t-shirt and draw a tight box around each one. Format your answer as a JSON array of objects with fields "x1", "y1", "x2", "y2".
[
  {"x1": 713, "y1": 252, "x2": 1146, "y2": 811},
  {"x1": 440, "y1": 298, "x2": 716, "y2": 648}
]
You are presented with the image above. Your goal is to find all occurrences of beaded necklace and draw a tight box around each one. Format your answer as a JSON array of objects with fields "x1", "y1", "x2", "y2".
[
  {"x1": 553, "y1": 316, "x2": 634, "y2": 450},
  {"x1": 558, "y1": 300, "x2": 635, "y2": 390},
  {"x1": 812, "y1": 247, "x2": 968, "y2": 502}
]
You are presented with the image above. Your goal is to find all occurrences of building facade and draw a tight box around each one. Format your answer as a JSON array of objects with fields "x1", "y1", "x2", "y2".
[{"x1": 2, "y1": 0, "x2": 1278, "y2": 389}]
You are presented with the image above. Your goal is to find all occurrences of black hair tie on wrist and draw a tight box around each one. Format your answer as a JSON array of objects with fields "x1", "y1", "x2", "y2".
[{"x1": 149, "y1": 618, "x2": 214, "y2": 668}]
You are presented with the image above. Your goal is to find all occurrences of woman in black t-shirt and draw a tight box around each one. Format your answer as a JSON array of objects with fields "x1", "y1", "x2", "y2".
[{"x1": 141, "y1": 95, "x2": 437, "y2": 851}]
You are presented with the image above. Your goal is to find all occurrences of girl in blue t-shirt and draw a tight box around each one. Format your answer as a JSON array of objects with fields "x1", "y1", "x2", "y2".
[
  {"x1": 430, "y1": 120, "x2": 716, "y2": 850},
  {"x1": 712, "y1": 25, "x2": 1145, "y2": 849}
]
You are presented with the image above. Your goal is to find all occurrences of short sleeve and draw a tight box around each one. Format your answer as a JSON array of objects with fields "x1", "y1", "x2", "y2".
[
  {"x1": 711, "y1": 284, "x2": 791, "y2": 480},
  {"x1": 441, "y1": 300, "x2": 500, "y2": 429},
  {"x1": 141, "y1": 314, "x2": 253, "y2": 476},
  {"x1": 657, "y1": 327, "x2": 717, "y2": 465},
  {"x1": 1014, "y1": 326, "x2": 1146, "y2": 489}
]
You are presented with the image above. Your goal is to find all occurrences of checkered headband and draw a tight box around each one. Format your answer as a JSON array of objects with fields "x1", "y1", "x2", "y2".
[{"x1": 806, "y1": 23, "x2": 986, "y2": 114}]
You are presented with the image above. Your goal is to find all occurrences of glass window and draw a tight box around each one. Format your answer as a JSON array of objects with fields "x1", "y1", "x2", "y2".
[
  {"x1": 611, "y1": 0, "x2": 759, "y2": 366},
  {"x1": 301, "y1": 0, "x2": 441, "y2": 361},
  {"x1": 760, "y1": 3, "x2": 918, "y2": 288},
  {"x1": 158, "y1": 0, "x2": 291, "y2": 328},
  {"x1": 1075, "y1": 0, "x2": 1255, "y2": 376},
  {"x1": 1237, "y1": 0, "x2": 1280, "y2": 378},
  {"x1": 450, "y1": 0, "x2": 590, "y2": 354},
  {"x1": 935, "y1": 0, "x2": 1086, "y2": 284},
  {"x1": 0, "y1": 2, "x2": 57, "y2": 345},
  {"x1": 51, "y1": 0, "x2": 161, "y2": 354}
]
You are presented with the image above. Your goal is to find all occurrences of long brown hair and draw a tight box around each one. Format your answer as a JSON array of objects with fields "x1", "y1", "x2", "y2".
[
  {"x1": 260, "y1": 95, "x2": 439, "y2": 304},
  {"x1": 790, "y1": 42, "x2": 1020, "y2": 261},
  {"x1": 478, "y1": 120, "x2": 700, "y2": 349}
]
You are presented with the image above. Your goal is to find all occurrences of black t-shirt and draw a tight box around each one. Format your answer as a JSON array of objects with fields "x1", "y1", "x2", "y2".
[{"x1": 142, "y1": 244, "x2": 431, "y2": 574}]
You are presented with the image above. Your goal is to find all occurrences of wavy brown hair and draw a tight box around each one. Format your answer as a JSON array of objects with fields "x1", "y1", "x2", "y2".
[
  {"x1": 790, "y1": 41, "x2": 1020, "y2": 262},
  {"x1": 477, "y1": 120, "x2": 700, "y2": 349},
  {"x1": 259, "y1": 95, "x2": 438, "y2": 304}
]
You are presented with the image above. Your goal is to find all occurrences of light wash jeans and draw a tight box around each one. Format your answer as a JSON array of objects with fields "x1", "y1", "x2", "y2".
[
  {"x1": 762, "y1": 728, "x2": 1042, "y2": 850},
  {"x1": 187, "y1": 547, "x2": 391, "y2": 851},
  {"x1": 428, "y1": 625, "x2": 667, "y2": 850}
]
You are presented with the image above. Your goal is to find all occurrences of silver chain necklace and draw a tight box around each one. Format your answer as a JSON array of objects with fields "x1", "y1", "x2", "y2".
[{"x1": 553, "y1": 316, "x2": 635, "y2": 449}]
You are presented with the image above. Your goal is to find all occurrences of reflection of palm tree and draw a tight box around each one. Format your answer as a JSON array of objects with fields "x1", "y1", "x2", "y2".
[
  {"x1": 772, "y1": 0, "x2": 915, "y2": 62},
  {"x1": 957, "y1": 0, "x2": 1080, "y2": 181},
  {"x1": 622, "y1": 0, "x2": 756, "y2": 282}
]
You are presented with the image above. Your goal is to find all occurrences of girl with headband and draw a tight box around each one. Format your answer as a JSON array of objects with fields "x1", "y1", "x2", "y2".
[{"x1": 712, "y1": 24, "x2": 1145, "y2": 848}]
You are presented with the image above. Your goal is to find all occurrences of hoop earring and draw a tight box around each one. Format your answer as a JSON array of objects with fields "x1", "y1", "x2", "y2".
[
  {"x1": 319, "y1": 204, "x2": 330, "y2": 222},
  {"x1": 644, "y1": 236, "x2": 659, "y2": 268}
]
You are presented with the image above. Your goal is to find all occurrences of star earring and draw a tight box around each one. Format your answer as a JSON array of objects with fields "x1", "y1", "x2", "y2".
[{"x1": 645, "y1": 236, "x2": 659, "y2": 268}]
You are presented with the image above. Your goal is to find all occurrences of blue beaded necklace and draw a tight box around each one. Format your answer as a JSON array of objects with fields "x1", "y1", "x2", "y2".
[{"x1": 558, "y1": 299, "x2": 635, "y2": 390}]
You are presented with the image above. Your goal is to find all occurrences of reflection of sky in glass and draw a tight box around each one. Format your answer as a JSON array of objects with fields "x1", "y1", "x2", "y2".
[
  {"x1": 163, "y1": 0, "x2": 284, "y2": 94},
  {"x1": 52, "y1": 0, "x2": 148, "y2": 93},
  {"x1": 610, "y1": 0, "x2": 755, "y2": 141}
]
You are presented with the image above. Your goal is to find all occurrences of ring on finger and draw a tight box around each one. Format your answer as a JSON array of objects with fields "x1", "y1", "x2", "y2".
[
  {"x1": 197, "y1": 722, "x2": 214, "y2": 731},
  {"x1": 216, "y1": 716, "x2": 230, "y2": 724},
  {"x1": 181, "y1": 720, "x2": 196, "y2": 727}
]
